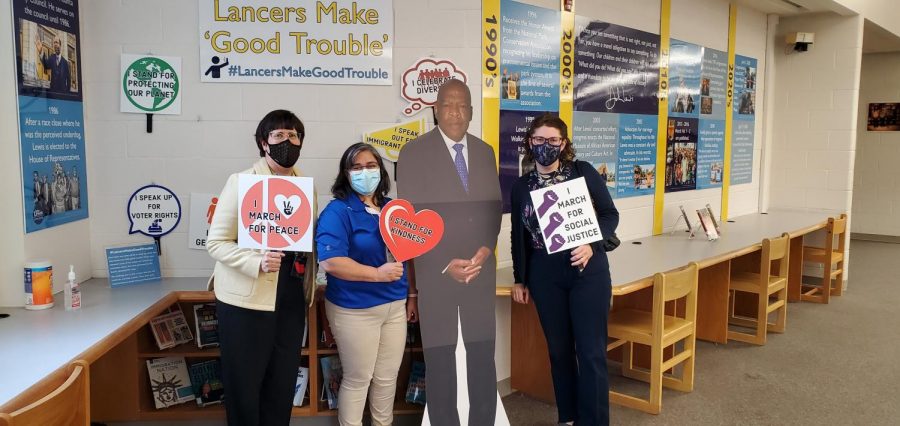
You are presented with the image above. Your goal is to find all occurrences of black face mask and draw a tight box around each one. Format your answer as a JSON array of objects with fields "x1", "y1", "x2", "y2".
[
  {"x1": 267, "y1": 140, "x2": 301, "y2": 168},
  {"x1": 532, "y1": 143, "x2": 562, "y2": 167}
]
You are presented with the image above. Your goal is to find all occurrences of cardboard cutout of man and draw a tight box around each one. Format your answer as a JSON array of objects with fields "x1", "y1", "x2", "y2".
[{"x1": 397, "y1": 79, "x2": 503, "y2": 425}]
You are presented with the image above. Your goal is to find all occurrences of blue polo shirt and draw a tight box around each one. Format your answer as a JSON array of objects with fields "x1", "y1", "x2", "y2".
[{"x1": 316, "y1": 195, "x2": 408, "y2": 309}]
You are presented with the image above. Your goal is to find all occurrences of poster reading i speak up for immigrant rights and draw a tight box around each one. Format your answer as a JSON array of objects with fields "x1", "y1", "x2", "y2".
[
  {"x1": 237, "y1": 175, "x2": 314, "y2": 252},
  {"x1": 529, "y1": 177, "x2": 602, "y2": 254}
]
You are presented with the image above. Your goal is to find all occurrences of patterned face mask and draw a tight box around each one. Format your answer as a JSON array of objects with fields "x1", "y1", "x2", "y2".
[
  {"x1": 532, "y1": 143, "x2": 562, "y2": 167},
  {"x1": 267, "y1": 140, "x2": 301, "y2": 168}
]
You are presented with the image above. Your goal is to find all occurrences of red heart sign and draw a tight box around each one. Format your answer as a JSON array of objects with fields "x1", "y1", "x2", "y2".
[{"x1": 379, "y1": 199, "x2": 444, "y2": 262}]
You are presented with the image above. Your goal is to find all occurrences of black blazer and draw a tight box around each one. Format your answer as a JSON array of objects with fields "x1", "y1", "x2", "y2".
[
  {"x1": 396, "y1": 128, "x2": 502, "y2": 287},
  {"x1": 510, "y1": 160, "x2": 619, "y2": 286}
]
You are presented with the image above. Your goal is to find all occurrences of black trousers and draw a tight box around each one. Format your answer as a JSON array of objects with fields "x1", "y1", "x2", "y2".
[
  {"x1": 418, "y1": 267, "x2": 497, "y2": 426},
  {"x1": 217, "y1": 265, "x2": 305, "y2": 426},
  {"x1": 527, "y1": 249, "x2": 611, "y2": 426}
]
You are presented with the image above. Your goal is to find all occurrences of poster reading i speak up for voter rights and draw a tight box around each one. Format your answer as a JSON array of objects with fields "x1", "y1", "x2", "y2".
[
  {"x1": 529, "y1": 177, "x2": 602, "y2": 254},
  {"x1": 237, "y1": 175, "x2": 314, "y2": 252}
]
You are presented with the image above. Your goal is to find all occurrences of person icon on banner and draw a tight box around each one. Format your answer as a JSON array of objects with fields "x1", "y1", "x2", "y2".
[{"x1": 204, "y1": 56, "x2": 230, "y2": 79}]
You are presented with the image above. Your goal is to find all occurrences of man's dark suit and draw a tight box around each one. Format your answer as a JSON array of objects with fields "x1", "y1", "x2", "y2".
[
  {"x1": 397, "y1": 128, "x2": 502, "y2": 425},
  {"x1": 39, "y1": 53, "x2": 71, "y2": 93}
]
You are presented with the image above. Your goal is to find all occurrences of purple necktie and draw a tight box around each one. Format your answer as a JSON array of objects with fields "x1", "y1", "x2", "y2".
[{"x1": 453, "y1": 143, "x2": 468, "y2": 192}]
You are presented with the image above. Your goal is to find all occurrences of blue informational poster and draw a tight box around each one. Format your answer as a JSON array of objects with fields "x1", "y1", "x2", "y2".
[
  {"x1": 732, "y1": 55, "x2": 757, "y2": 185},
  {"x1": 106, "y1": 244, "x2": 162, "y2": 288},
  {"x1": 573, "y1": 17, "x2": 659, "y2": 198},
  {"x1": 499, "y1": 0, "x2": 560, "y2": 112},
  {"x1": 12, "y1": 0, "x2": 88, "y2": 233},
  {"x1": 696, "y1": 119, "x2": 726, "y2": 190},
  {"x1": 663, "y1": 117, "x2": 698, "y2": 192},
  {"x1": 668, "y1": 40, "x2": 702, "y2": 118},
  {"x1": 499, "y1": 110, "x2": 554, "y2": 213},
  {"x1": 617, "y1": 114, "x2": 658, "y2": 198},
  {"x1": 700, "y1": 48, "x2": 728, "y2": 121}
]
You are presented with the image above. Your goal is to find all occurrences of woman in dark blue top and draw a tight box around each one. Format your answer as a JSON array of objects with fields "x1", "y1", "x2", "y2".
[
  {"x1": 510, "y1": 114, "x2": 619, "y2": 426},
  {"x1": 315, "y1": 142, "x2": 418, "y2": 426}
]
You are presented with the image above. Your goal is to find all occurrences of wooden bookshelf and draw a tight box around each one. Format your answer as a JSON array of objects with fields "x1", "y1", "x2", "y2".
[{"x1": 90, "y1": 290, "x2": 424, "y2": 422}]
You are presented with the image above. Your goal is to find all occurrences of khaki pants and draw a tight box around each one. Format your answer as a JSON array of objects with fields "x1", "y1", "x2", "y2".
[{"x1": 325, "y1": 299, "x2": 408, "y2": 426}]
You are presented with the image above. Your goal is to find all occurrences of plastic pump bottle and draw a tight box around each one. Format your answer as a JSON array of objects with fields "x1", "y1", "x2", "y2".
[{"x1": 64, "y1": 265, "x2": 81, "y2": 311}]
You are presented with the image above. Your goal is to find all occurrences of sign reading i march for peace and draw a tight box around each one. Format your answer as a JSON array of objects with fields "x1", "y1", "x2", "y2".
[
  {"x1": 237, "y1": 175, "x2": 315, "y2": 252},
  {"x1": 198, "y1": 0, "x2": 394, "y2": 85}
]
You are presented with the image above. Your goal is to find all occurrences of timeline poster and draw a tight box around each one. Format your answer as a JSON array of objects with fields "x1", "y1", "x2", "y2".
[
  {"x1": 700, "y1": 47, "x2": 728, "y2": 121},
  {"x1": 667, "y1": 40, "x2": 702, "y2": 117},
  {"x1": 571, "y1": 112, "x2": 617, "y2": 196},
  {"x1": 499, "y1": 0, "x2": 560, "y2": 111},
  {"x1": 732, "y1": 55, "x2": 757, "y2": 185},
  {"x1": 499, "y1": 110, "x2": 554, "y2": 213},
  {"x1": 12, "y1": 0, "x2": 89, "y2": 233},
  {"x1": 664, "y1": 117, "x2": 698, "y2": 192},
  {"x1": 696, "y1": 119, "x2": 725, "y2": 190},
  {"x1": 695, "y1": 47, "x2": 727, "y2": 190},
  {"x1": 573, "y1": 18, "x2": 660, "y2": 115},
  {"x1": 617, "y1": 114, "x2": 657, "y2": 198}
]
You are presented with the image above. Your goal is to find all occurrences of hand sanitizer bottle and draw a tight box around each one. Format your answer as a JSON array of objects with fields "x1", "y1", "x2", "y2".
[{"x1": 65, "y1": 265, "x2": 81, "y2": 311}]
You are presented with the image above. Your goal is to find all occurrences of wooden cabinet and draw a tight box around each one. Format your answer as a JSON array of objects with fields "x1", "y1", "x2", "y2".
[{"x1": 90, "y1": 291, "x2": 424, "y2": 422}]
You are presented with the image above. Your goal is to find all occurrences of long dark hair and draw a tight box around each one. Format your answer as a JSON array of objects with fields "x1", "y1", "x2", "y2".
[
  {"x1": 522, "y1": 113, "x2": 577, "y2": 164},
  {"x1": 331, "y1": 143, "x2": 391, "y2": 207},
  {"x1": 254, "y1": 109, "x2": 305, "y2": 157}
]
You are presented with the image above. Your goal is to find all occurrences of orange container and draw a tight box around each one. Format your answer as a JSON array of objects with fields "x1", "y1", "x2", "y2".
[{"x1": 24, "y1": 261, "x2": 54, "y2": 310}]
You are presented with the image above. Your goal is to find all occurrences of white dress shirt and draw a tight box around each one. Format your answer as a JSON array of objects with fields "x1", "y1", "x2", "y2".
[{"x1": 438, "y1": 127, "x2": 469, "y2": 169}]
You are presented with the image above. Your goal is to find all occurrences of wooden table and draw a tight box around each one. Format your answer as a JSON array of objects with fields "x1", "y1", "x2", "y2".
[{"x1": 509, "y1": 209, "x2": 834, "y2": 403}]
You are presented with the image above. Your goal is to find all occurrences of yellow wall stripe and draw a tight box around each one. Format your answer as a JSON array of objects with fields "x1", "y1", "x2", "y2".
[
  {"x1": 722, "y1": 3, "x2": 737, "y2": 220},
  {"x1": 559, "y1": 9, "x2": 575, "y2": 129},
  {"x1": 482, "y1": 0, "x2": 501, "y2": 166},
  {"x1": 652, "y1": 0, "x2": 672, "y2": 235}
]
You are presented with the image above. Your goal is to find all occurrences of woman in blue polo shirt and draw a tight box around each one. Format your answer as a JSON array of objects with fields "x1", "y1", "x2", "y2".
[{"x1": 316, "y1": 142, "x2": 418, "y2": 426}]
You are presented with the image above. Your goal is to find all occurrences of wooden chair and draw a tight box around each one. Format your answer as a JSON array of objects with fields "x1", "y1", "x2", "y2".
[
  {"x1": 0, "y1": 360, "x2": 90, "y2": 426},
  {"x1": 607, "y1": 262, "x2": 699, "y2": 414},
  {"x1": 727, "y1": 233, "x2": 790, "y2": 345},
  {"x1": 801, "y1": 214, "x2": 847, "y2": 303}
]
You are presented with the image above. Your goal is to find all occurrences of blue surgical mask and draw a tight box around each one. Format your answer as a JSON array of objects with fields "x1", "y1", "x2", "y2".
[{"x1": 350, "y1": 168, "x2": 381, "y2": 195}]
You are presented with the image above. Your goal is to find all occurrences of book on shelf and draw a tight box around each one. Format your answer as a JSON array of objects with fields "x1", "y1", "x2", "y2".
[
  {"x1": 193, "y1": 303, "x2": 219, "y2": 349},
  {"x1": 149, "y1": 305, "x2": 194, "y2": 350},
  {"x1": 187, "y1": 359, "x2": 225, "y2": 407},
  {"x1": 697, "y1": 208, "x2": 720, "y2": 241},
  {"x1": 146, "y1": 356, "x2": 195, "y2": 409},
  {"x1": 320, "y1": 355, "x2": 343, "y2": 410},
  {"x1": 317, "y1": 299, "x2": 336, "y2": 348},
  {"x1": 405, "y1": 361, "x2": 426, "y2": 405},
  {"x1": 293, "y1": 366, "x2": 310, "y2": 407}
]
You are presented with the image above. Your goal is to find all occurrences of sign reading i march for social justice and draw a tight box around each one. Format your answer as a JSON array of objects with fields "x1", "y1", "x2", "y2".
[
  {"x1": 529, "y1": 177, "x2": 602, "y2": 254},
  {"x1": 121, "y1": 54, "x2": 181, "y2": 114},
  {"x1": 237, "y1": 175, "x2": 314, "y2": 252},
  {"x1": 198, "y1": 0, "x2": 393, "y2": 85},
  {"x1": 12, "y1": 0, "x2": 89, "y2": 233}
]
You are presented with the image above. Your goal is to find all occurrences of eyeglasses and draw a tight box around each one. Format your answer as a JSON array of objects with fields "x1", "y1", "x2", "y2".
[
  {"x1": 350, "y1": 164, "x2": 380, "y2": 172},
  {"x1": 269, "y1": 130, "x2": 301, "y2": 141},
  {"x1": 530, "y1": 136, "x2": 565, "y2": 146}
]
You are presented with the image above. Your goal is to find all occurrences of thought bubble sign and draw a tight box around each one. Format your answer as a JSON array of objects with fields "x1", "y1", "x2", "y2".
[
  {"x1": 400, "y1": 57, "x2": 467, "y2": 116},
  {"x1": 128, "y1": 184, "x2": 182, "y2": 237}
]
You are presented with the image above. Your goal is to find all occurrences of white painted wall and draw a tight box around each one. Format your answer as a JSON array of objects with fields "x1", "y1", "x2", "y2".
[
  {"x1": 833, "y1": 0, "x2": 900, "y2": 39},
  {"x1": 852, "y1": 52, "x2": 900, "y2": 236}
]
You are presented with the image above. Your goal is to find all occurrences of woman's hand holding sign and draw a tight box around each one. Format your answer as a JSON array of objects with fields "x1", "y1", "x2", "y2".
[
  {"x1": 570, "y1": 244, "x2": 593, "y2": 270},
  {"x1": 375, "y1": 262, "x2": 404, "y2": 282},
  {"x1": 260, "y1": 250, "x2": 285, "y2": 273}
]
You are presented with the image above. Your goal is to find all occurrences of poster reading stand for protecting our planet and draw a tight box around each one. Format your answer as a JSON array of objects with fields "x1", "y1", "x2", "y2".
[
  {"x1": 121, "y1": 54, "x2": 182, "y2": 114},
  {"x1": 237, "y1": 175, "x2": 314, "y2": 252},
  {"x1": 12, "y1": 0, "x2": 89, "y2": 233},
  {"x1": 529, "y1": 177, "x2": 602, "y2": 254}
]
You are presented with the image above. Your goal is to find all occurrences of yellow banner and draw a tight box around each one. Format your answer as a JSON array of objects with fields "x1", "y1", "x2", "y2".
[
  {"x1": 364, "y1": 119, "x2": 426, "y2": 162},
  {"x1": 723, "y1": 4, "x2": 737, "y2": 220},
  {"x1": 482, "y1": 0, "x2": 501, "y2": 165},
  {"x1": 559, "y1": 9, "x2": 575, "y2": 128},
  {"x1": 652, "y1": 0, "x2": 672, "y2": 235}
]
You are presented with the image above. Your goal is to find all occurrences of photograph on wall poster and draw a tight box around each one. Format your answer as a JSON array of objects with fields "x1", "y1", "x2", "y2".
[{"x1": 867, "y1": 103, "x2": 900, "y2": 131}]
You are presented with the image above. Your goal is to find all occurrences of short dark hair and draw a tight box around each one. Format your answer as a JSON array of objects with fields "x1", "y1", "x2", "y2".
[
  {"x1": 522, "y1": 113, "x2": 576, "y2": 164},
  {"x1": 331, "y1": 143, "x2": 391, "y2": 207},
  {"x1": 254, "y1": 109, "x2": 305, "y2": 157}
]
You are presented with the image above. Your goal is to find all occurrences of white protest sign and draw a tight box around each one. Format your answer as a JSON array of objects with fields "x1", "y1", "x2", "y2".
[
  {"x1": 120, "y1": 54, "x2": 181, "y2": 114},
  {"x1": 128, "y1": 185, "x2": 182, "y2": 237},
  {"x1": 237, "y1": 175, "x2": 314, "y2": 252},
  {"x1": 529, "y1": 177, "x2": 602, "y2": 254},
  {"x1": 189, "y1": 193, "x2": 218, "y2": 250}
]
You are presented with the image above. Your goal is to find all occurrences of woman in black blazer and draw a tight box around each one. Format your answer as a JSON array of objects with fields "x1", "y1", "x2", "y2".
[{"x1": 510, "y1": 113, "x2": 619, "y2": 426}]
